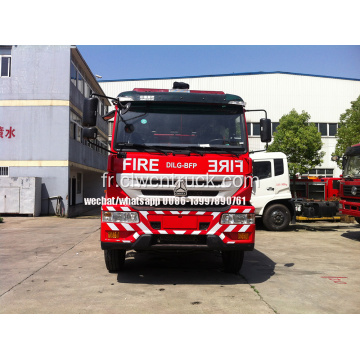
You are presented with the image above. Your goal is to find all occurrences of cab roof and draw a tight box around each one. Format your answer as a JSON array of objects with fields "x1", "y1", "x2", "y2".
[
  {"x1": 345, "y1": 144, "x2": 360, "y2": 156},
  {"x1": 118, "y1": 88, "x2": 245, "y2": 106},
  {"x1": 250, "y1": 152, "x2": 287, "y2": 160}
]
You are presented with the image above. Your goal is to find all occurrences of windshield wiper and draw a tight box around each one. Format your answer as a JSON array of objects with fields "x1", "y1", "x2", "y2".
[
  {"x1": 180, "y1": 147, "x2": 205, "y2": 156},
  {"x1": 116, "y1": 143, "x2": 170, "y2": 155},
  {"x1": 344, "y1": 174, "x2": 354, "y2": 181},
  {"x1": 203, "y1": 146, "x2": 246, "y2": 156}
]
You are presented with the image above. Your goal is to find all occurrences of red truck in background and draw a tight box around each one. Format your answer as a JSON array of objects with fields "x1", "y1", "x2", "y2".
[
  {"x1": 81, "y1": 82, "x2": 271, "y2": 274},
  {"x1": 339, "y1": 143, "x2": 360, "y2": 223},
  {"x1": 291, "y1": 177, "x2": 340, "y2": 201}
]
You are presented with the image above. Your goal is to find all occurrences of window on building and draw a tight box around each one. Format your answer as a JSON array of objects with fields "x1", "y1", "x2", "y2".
[
  {"x1": 272, "y1": 122, "x2": 279, "y2": 134},
  {"x1": 77, "y1": 126, "x2": 82, "y2": 142},
  {"x1": 328, "y1": 123, "x2": 338, "y2": 136},
  {"x1": 0, "y1": 46, "x2": 11, "y2": 77},
  {"x1": 77, "y1": 72, "x2": 84, "y2": 94},
  {"x1": 84, "y1": 81, "x2": 91, "y2": 98},
  {"x1": 319, "y1": 123, "x2": 327, "y2": 136},
  {"x1": 70, "y1": 111, "x2": 83, "y2": 143},
  {"x1": 76, "y1": 173, "x2": 82, "y2": 194},
  {"x1": 69, "y1": 121, "x2": 75, "y2": 139},
  {"x1": 0, "y1": 166, "x2": 9, "y2": 176},
  {"x1": 97, "y1": 99, "x2": 105, "y2": 116},
  {"x1": 252, "y1": 123, "x2": 260, "y2": 136},
  {"x1": 70, "y1": 62, "x2": 77, "y2": 86},
  {"x1": 247, "y1": 122, "x2": 283, "y2": 136},
  {"x1": 109, "y1": 121, "x2": 114, "y2": 137},
  {"x1": 312, "y1": 122, "x2": 339, "y2": 137}
]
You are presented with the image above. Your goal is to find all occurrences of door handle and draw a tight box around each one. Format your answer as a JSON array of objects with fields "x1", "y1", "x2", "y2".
[{"x1": 267, "y1": 187, "x2": 274, "y2": 191}]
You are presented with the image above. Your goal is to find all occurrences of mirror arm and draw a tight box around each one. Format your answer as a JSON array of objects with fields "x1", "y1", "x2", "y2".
[
  {"x1": 90, "y1": 92, "x2": 119, "y2": 105},
  {"x1": 245, "y1": 109, "x2": 268, "y2": 118},
  {"x1": 87, "y1": 140, "x2": 117, "y2": 155}
]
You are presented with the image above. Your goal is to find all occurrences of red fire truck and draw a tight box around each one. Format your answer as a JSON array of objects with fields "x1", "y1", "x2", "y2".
[
  {"x1": 82, "y1": 82, "x2": 271, "y2": 273},
  {"x1": 292, "y1": 177, "x2": 340, "y2": 201},
  {"x1": 338, "y1": 143, "x2": 360, "y2": 223}
]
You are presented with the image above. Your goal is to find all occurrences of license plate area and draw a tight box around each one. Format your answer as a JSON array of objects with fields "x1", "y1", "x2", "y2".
[
  {"x1": 163, "y1": 215, "x2": 197, "y2": 229},
  {"x1": 154, "y1": 234, "x2": 207, "y2": 245}
]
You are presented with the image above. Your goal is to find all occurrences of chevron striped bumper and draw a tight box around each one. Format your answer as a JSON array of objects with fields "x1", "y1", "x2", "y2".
[{"x1": 100, "y1": 205, "x2": 255, "y2": 250}]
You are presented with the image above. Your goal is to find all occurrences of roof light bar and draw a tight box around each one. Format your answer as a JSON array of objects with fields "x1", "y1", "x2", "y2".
[
  {"x1": 133, "y1": 88, "x2": 169, "y2": 93},
  {"x1": 133, "y1": 88, "x2": 225, "y2": 95}
]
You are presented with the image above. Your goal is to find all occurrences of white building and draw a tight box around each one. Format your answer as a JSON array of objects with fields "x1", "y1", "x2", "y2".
[{"x1": 99, "y1": 71, "x2": 360, "y2": 177}]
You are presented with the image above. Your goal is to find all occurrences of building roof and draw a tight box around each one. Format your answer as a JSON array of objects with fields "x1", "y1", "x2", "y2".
[
  {"x1": 98, "y1": 71, "x2": 360, "y2": 83},
  {"x1": 71, "y1": 46, "x2": 111, "y2": 106}
]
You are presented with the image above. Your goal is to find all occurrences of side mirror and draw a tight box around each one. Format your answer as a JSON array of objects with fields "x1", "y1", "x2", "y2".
[
  {"x1": 82, "y1": 97, "x2": 98, "y2": 127},
  {"x1": 331, "y1": 155, "x2": 339, "y2": 161},
  {"x1": 260, "y1": 118, "x2": 271, "y2": 143},
  {"x1": 83, "y1": 127, "x2": 98, "y2": 140}
]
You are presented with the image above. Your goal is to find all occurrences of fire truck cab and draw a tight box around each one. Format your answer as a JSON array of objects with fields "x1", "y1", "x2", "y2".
[
  {"x1": 82, "y1": 82, "x2": 271, "y2": 273},
  {"x1": 339, "y1": 143, "x2": 360, "y2": 223}
]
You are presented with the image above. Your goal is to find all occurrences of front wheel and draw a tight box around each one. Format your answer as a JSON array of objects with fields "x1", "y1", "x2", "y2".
[
  {"x1": 104, "y1": 249, "x2": 126, "y2": 273},
  {"x1": 262, "y1": 203, "x2": 291, "y2": 231},
  {"x1": 222, "y1": 250, "x2": 244, "y2": 274}
]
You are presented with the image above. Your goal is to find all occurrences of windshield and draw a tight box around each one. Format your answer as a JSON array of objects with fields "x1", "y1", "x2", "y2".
[
  {"x1": 114, "y1": 104, "x2": 247, "y2": 153},
  {"x1": 344, "y1": 155, "x2": 360, "y2": 178}
]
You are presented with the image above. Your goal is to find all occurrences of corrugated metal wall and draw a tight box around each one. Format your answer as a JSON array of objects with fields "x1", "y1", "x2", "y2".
[{"x1": 99, "y1": 73, "x2": 360, "y2": 176}]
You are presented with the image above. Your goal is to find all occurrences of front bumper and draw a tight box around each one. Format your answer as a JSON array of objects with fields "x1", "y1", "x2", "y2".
[
  {"x1": 101, "y1": 234, "x2": 254, "y2": 251},
  {"x1": 340, "y1": 200, "x2": 360, "y2": 217},
  {"x1": 100, "y1": 205, "x2": 255, "y2": 251}
]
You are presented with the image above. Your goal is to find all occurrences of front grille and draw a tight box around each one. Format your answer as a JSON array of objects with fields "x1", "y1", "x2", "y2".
[
  {"x1": 342, "y1": 198, "x2": 360, "y2": 203},
  {"x1": 343, "y1": 185, "x2": 360, "y2": 196},
  {"x1": 124, "y1": 179, "x2": 225, "y2": 187},
  {"x1": 141, "y1": 190, "x2": 219, "y2": 196},
  {"x1": 344, "y1": 204, "x2": 359, "y2": 211}
]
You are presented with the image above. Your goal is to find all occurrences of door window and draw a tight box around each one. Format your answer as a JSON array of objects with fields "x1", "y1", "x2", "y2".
[{"x1": 253, "y1": 161, "x2": 272, "y2": 180}]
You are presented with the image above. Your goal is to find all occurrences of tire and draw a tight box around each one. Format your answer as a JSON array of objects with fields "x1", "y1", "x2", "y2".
[
  {"x1": 222, "y1": 250, "x2": 244, "y2": 274},
  {"x1": 262, "y1": 203, "x2": 291, "y2": 231},
  {"x1": 104, "y1": 249, "x2": 126, "y2": 273},
  {"x1": 355, "y1": 217, "x2": 360, "y2": 225}
]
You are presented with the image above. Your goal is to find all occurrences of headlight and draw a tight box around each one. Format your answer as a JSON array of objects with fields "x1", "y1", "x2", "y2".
[
  {"x1": 221, "y1": 213, "x2": 255, "y2": 224},
  {"x1": 102, "y1": 211, "x2": 139, "y2": 223},
  {"x1": 338, "y1": 203, "x2": 343, "y2": 209}
]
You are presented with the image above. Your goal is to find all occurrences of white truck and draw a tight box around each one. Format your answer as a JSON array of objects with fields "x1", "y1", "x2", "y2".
[
  {"x1": 250, "y1": 151, "x2": 339, "y2": 231},
  {"x1": 250, "y1": 152, "x2": 294, "y2": 231}
]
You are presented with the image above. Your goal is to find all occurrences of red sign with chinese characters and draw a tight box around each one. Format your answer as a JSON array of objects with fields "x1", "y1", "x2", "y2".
[{"x1": 0, "y1": 126, "x2": 16, "y2": 139}]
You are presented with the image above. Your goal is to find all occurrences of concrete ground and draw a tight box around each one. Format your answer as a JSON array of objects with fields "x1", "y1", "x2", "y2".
[{"x1": 0, "y1": 212, "x2": 359, "y2": 314}]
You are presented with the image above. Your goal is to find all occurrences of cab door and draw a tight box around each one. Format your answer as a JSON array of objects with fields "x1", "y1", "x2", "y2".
[{"x1": 252, "y1": 159, "x2": 275, "y2": 213}]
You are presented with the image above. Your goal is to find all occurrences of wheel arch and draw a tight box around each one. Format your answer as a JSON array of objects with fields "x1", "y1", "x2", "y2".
[{"x1": 262, "y1": 199, "x2": 295, "y2": 217}]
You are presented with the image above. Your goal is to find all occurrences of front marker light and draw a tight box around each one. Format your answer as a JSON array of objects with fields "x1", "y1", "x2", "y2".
[
  {"x1": 102, "y1": 211, "x2": 139, "y2": 223},
  {"x1": 102, "y1": 211, "x2": 113, "y2": 222},
  {"x1": 221, "y1": 213, "x2": 255, "y2": 224},
  {"x1": 228, "y1": 100, "x2": 246, "y2": 106}
]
